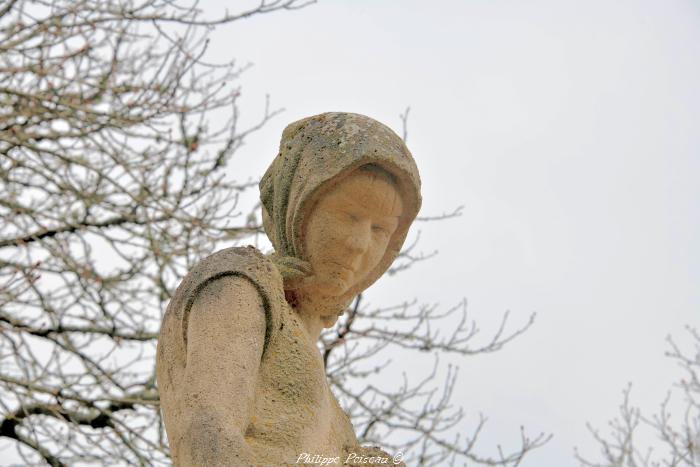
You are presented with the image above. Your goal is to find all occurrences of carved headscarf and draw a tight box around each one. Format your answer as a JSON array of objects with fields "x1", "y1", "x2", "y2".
[{"x1": 259, "y1": 112, "x2": 422, "y2": 299}]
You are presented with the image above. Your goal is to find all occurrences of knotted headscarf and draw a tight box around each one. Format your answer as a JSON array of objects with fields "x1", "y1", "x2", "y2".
[{"x1": 259, "y1": 112, "x2": 422, "y2": 299}]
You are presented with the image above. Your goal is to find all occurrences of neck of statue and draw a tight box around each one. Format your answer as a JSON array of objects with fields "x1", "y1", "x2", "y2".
[{"x1": 288, "y1": 290, "x2": 344, "y2": 342}]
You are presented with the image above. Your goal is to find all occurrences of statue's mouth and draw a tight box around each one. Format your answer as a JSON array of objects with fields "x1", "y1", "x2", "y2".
[{"x1": 330, "y1": 261, "x2": 355, "y2": 274}]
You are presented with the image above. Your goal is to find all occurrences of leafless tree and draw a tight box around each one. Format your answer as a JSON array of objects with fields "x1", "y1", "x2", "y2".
[
  {"x1": 576, "y1": 327, "x2": 700, "y2": 467},
  {"x1": 0, "y1": 1, "x2": 547, "y2": 465}
]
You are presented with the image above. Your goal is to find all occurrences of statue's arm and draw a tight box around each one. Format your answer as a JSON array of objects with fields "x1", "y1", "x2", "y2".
[{"x1": 179, "y1": 275, "x2": 266, "y2": 466}]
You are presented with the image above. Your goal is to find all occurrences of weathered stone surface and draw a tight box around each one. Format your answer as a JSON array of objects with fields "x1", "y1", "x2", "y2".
[{"x1": 157, "y1": 112, "x2": 421, "y2": 466}]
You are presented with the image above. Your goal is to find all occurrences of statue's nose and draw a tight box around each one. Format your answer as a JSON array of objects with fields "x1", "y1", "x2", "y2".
[{"x1": 344, "y1": 221, "x2": 371, "y2": 255}]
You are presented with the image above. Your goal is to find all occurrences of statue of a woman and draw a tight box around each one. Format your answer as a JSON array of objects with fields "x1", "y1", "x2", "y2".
[{"x1": 156, "y1": 112, "x2": 422, "y2": 465}]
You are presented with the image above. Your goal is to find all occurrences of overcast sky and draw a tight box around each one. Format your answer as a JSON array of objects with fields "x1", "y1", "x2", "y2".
[{"x1": 199, "y1": 1, "x2": 700, "y2": 465}]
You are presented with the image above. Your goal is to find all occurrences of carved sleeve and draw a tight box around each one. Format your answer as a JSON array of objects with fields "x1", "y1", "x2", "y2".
[{"x1": 166, "y1": 246, "x2": 284, "y2": 359}]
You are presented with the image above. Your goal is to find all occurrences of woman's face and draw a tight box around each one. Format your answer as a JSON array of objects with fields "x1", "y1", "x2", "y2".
[{"x1": 303, "y1": 169, "x2": 404, "y2": 297}]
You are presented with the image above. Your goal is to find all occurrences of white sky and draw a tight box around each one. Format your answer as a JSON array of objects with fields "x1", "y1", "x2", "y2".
[{"x1": 199, "y1": 0, "x2": 700, "y2": 465}]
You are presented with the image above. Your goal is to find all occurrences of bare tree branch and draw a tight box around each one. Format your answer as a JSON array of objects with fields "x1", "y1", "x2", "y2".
[
  {"x1": 577, "y1": 327, "x2": 700, "y2": 467},
  {"x1": 0, "y1": 4, "x2": 545, "y2": 464}
]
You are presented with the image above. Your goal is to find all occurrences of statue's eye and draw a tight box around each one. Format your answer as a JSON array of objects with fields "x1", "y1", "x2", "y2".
[{"x1": 371, "y1": 224, "x2": 386, "y2": 234}]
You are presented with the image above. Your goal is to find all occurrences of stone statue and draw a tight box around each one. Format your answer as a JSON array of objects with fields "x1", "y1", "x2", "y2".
[{"x1": 156, "y1": 112, "x2": 422, "y2": 466}]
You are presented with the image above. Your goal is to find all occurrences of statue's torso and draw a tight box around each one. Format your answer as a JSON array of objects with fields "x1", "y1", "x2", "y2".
[
  {"x1": 157, "y1": 247, "x2": 358, "y2": 465},
  {"x1": 245, "y1": 300, "x2": 357, "y2": 462}
]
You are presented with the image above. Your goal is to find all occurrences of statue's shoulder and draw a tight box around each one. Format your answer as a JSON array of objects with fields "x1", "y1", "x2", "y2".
[
  {"x1": 157, "y1": 247, "x2": 284, "y2": 390},
  {"x1": 162, "y1": 246, "x2": 285, "y2": 351},
  {"x1": 186, "y1": 245, "x2": 279, "y2": 284}
]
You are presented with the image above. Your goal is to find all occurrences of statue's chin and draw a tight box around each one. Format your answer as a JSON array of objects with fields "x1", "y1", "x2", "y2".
[
  {"x1": 306, "y1": 276, "x2": 353, "y2": 298},
  {"x1": 317, "y1": 293, "x2": 354, "y2": 329}
]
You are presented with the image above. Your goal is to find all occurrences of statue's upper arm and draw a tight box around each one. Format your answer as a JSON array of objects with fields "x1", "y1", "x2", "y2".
[{"x1": 182, "y1": 274, "x2": 266, "y2": 432}]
